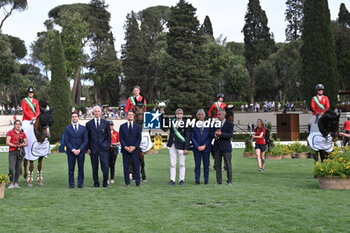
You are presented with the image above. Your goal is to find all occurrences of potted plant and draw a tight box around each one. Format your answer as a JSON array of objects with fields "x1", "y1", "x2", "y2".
[
  {"x1": 0, "y1": 174, "x2": 9, "y2": 199},
  {"x1": 243, "y1": 139, "x2": 256, "y2": 158},
  {"x1": 50, "y1": 142, "x2": 60, "y2": 153},
  {"x1": 268, "y1": 143, "x2": 283, "y2": 160},
  {"x1": 282, "y1": 145, "x2": 293, "y2": 159},
  {"x1": 313, "y1": 147, "x2": 350, "y2": 189},
  {"x1": 296, "y1": 144, "x2": 312, "y2": 159}
]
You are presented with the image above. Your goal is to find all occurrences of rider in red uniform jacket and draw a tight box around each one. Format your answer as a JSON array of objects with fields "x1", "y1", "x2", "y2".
[
  {"x1": 311, "y1": 84, "x2": 330, "y2": 116},
  {"x1": 124, "y1": 86, "x2": 147, "y2": 112},
  {"x1": 21, "y1": 86, "x2": 40, "y2": 121},
  {"x1": 208, "y1": 93, "x2": 226, "y2": 118}
]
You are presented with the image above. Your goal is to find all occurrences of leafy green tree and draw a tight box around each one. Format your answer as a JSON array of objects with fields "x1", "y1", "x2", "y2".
[
  {"x1": 53, "y1": 10, "x2": 88, "y2": 105},
  {"x1": 163, "y1": 0, "x2": 212, "y2": 115},
  {"x1": 0, "y1": 33, "x2": 20, "y2": 105},
  {"x1": 334, "y1": 4, "x2": 350, "y2": 90},
  {"x1": 48, "y1": 31, "x2": 71, "y2": 142},
  {"x1": 138, "y1": 6, "x2": 171, "y2": 102},
  {"x1": 0, "y1": 0, "x2": 27, "y2": 29},
  {"x1": 88, "y1": 0, "x2": 121, "y2": 105},
  {"x1": 301, "y1": 0, "x2": 339, "y2": 106},
  {"x1": 285, "y1": 0, "x2": 304, "y2": 41},
  {"x1": 7, "y1": 35, "x2": 26, "y2": 59},
  {"x1": 270, "y1": 41, "x2": 302, "y2": 101},
  {"x1": 242, "y1": 0, "x2": 276, "y2": 102},
  {"x1": 223, "y1": 55, "x2": 249, "y2": 100},
  {"x1": 89, "y1": 33, "x2": 121, "y2": 105},
  {"x1": 254, "y1": 59, "x2": 278, "y2": 100}
]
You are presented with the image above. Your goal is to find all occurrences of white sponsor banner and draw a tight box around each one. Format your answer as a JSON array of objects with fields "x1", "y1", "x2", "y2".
[{"x1": 0, "y1": 145, "x2": 56, "y2": 153}]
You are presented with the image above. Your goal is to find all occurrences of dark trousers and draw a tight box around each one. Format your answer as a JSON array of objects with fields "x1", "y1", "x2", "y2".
[
  {"x1": 214, "y1": 148, "x2": 232, "y2": 184},
  {"x1": 90, "y1": 151, "x2": 109, "y2": 187},
  {"x1": 67, "y1": 153, "x2": 85, "y2": 188},
  {"x1": 122, "y1": 151, "x2": 140, "y2": 185},
  {"x1": 193, "y1": 151, "x2": 210, "y2": 183},
  {"x1": 8, "y1": 151, "x2": 22, "y2": 183},
  {"x1": 343, "y1": 130, "x2": 350, "y2": 146},
  {"x1": 109, "y1": 147, "x2": 118, "y2": 180}
]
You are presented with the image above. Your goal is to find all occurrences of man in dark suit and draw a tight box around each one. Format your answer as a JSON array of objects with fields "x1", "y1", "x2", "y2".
[
  {"x1": 191, "y1": 109, "x2": 212, "y2": 185},
  {"x1": 167, "y1": 108, "x2": 191, "y2": 185},
  {"x1": 64, "y1": 112, "x2": 88, "y2": 188},
  {"x1": 86, "y1": 106, "x2": 111, "y2": 187},
  {"x1": 213, "y1": 109, "x2": 233, "y2": 185},
  {"x1": 119, "y1": 111, "x2": 142, "y2": 187}
]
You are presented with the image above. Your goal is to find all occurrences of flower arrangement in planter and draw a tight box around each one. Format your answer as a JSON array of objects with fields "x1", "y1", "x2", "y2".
[
  {"x1": 0, "y1": 174, "x2": 9, "y2": 199},
  {"x1": 313, "y1": 146, "x2": 350, "y2": 189},
  {"x1": 288, "y1": 141, "x2": 311, "y2": 159},
  {"x1": 243, "y1": 139, "x2": 256, "y2": 158},
  {"x1": 282, "y1": 144, "x2": 293, "y2": 159},
  {"x1": 50, "y1": 143, "x2": 60, "y2": 153},
  {"x1": 268, "y1": 143, "x2": 283, "y2": 159}
]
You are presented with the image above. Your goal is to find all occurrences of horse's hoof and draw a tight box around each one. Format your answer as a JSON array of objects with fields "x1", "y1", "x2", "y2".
[
  {"x1": 27, "y1": 183, "x2": 33, "y2": 187},
  {"x1": 38, "y1": 182, "x2": 43, "y2": 186},
  {"x1": 143, "y1": 179, "x2": 147, "y2": 183}
]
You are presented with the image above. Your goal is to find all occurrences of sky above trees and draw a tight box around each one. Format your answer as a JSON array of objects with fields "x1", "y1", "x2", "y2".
[{"x1": 1, "y1": 0, "x2": 347, "y2": 55}]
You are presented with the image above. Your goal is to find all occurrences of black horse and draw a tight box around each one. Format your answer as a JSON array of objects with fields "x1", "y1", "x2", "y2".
[{"x1": 312, "y1": 110, "x2": 340, "y2": 162}]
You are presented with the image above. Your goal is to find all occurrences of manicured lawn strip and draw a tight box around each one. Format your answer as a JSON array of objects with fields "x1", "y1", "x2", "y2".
[{"x1": 0, "y1": 149, "x2": 349, "y2": 232}]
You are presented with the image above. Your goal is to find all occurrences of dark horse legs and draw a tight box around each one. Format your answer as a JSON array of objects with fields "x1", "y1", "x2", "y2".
[
  {"x1": 313, "y1": 150, "x2": 329, "y2": 163},
  {"x1": 140, "y1": 152, "x2": 146, "y2": 181},
  {"x1": 129, "y1": 151, "x2": 147, "y2": 181}
]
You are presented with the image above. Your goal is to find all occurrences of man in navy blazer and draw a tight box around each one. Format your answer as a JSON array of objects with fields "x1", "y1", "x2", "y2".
[
  {"x1": 119, "y1": 111, "x2": 141, "y2": 186},
  {"x1": 86, "y1": 106, "x2": 111, "y2": 187},
  {"x1": 191, "y1": 109, "x2": 212, "y2": 185},
  {"x1": 213, "y1": 109, "x2": 233, "y2": 185},
  {"x1": 64, "y1": 112, "x2": 88, "y2": 188}
]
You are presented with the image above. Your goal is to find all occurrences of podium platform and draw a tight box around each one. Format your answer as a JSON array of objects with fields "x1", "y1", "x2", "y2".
[{"x1": 276, "y1": 113, "x2": 299, "y2": 140}]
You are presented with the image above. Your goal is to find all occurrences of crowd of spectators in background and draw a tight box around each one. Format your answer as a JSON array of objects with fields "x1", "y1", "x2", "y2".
[{"x1": 240, "y1": 101, "x2": 309, "y2": 113}]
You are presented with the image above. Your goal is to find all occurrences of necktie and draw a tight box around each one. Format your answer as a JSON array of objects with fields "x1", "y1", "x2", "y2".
[
  {"x1": 129, "y1": 122, "x2": 132, "y2": 136},
  {"x1": 200, "y1": 126, "x2": 204, "y2": 135},
  {"x1": 96, "y1": 119, "x2": 100, "y2": 129},
  {"x1": 74, "y1": 124, "x2": 78, "y2": 134}
]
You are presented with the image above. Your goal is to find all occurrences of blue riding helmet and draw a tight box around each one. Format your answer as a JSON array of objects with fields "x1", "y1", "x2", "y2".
[
  {"x1": 315, "y1": 84, "x2": 325, "y2": 90},
  {"x1": 217, "y1": 93, "x2": 224, "y2": 99}
]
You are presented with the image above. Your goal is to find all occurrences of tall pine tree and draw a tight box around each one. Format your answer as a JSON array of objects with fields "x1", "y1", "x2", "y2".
[
  {"x1": 121, "y1": 11, "x2": 147, "y2": 96},
  {"x1": 48, "y1": 31, "x2": 71, "y2": 142},
  {"x1": 202, "y1": 15, "x2": 214, "y2": 38},
  {"x1": 338, "y1": 3, "x2": 350, "y2": 27},
  {"x1": 301, "y1": 0, "x2": 338, "y2": 106},
  {"x1": 242, "y1": 0, "x2": 275, "y2": 102},
  {"x1": 285, "y1": 0, "x2": 304, "y2": 41},
  {"x1": 163, "y1": 0, "x2": 212, "y2": 115}
]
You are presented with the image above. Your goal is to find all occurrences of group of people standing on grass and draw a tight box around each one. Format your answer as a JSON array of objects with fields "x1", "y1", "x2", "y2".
[{"x1": 6, "y1": 85, "x2": 272, "y2": 189}]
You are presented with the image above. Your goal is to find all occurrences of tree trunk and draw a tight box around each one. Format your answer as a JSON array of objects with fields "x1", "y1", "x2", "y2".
[
  {"x1": 10, "y1": 86, "x2": 18, "y2": 107},
  {"x1": 76, "y1": 77, "x2": 82, "y2": 105},
  {"x1": 71, "y1": 67, "x2": 81, "y2": 106}
]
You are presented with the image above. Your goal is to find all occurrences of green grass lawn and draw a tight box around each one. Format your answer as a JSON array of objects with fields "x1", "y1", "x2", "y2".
[{"x1": 0, "y1": 149, "x2": 349, "y2": 233}]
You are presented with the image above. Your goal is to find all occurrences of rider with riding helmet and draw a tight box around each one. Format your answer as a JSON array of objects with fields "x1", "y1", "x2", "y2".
[
  {"x1": 309, "y1": 84, "x2": 330, "y2": 131},
  {"x1": 208, "y1": 93, "x2": 226, "y2": 119}
]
